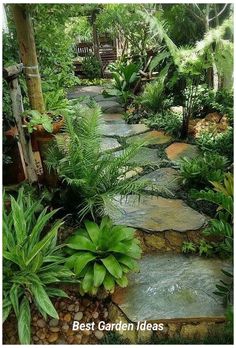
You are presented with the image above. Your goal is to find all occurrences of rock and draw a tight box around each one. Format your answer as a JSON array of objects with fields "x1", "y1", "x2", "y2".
[
  {"x1": 119, "y1": 167, "x2": 143, "y2": 180},
  {"x1": 36, "y1": 329, "x2": 46, "y2": 340},
  {"x1": 114, "y1": 147, "x2": 160, "y2": 167},
  {"x1": 165, "y1": 231, "x2": 185, "y2": 248},
  {"x1": 101, "y1": 137, "x2": 121, "y2": 152},
  {"x1": 98, "y1": 100, "x2": 124, "y2": 114},
  {"x1": 36, "y1": 319, "x2": 46, "y2": 328},
  {"x1": 82, "y1": 299, "x2": 91, "y2": 307},
  {"x1": 74, "y1": 312, "x2": 83, "y2": 321},
  {"x1": 127, "y1": 130, "x2": 172, "y2": 146},
  {"x1": 68, "y1": 304, "x2": 75, "y2": 312},
  {"x1": 144, "y1": 233, "x2": 166, "y2": 250},
  {"x1": 103, "y1": 310, "x2": 108, "y2": 319},
  {"x1": 49, "y1": 319, "x2": 59, "y2": 327},
  {"x1": 33, "y1": 335, "x2": 39, "y2": 342},
  {"x1": 168, "y1": 323, "x2": 180, "y2": 339},
  {"x1": 111, "y1": 195, "x2": 207, "y2": 232},
  {"x1": 74, "y1": 304, "x2": 80, "y2": 312},
  {"x1": 180, "y1": 323, "x2": 208, "y2": 340},
  {"x1": 112, "y1": 254, "x2": 231, "y2": 323},
  {"x1": 92, "y1": 311, "x2": 99, "y2": 319},
  {"x1": 139, "y1": 167, "x2": 181, "y2": 196},
  {"x1": 102, "y1": 113, "x2": 125, "y2": 123},
  {"x1": 50, "y1": 327, "x2": 60, "y2": 333},
  {"x1": 48, "y1": 332, "x2": 59, "y2": 343},
  {"x1": 74, "y1": 334, "x2": 82, "y2": 344},
  {"x1": 64, "y1": 313, "x2": 72, "y2": 322},
  {"x1": 170, "y1": 106, "x2": 183, "y2": 114},
  {"x1": 62, "y1": 324, "x2": 69, "y2": 331},
  {"x1": 165, "y1": 143, "x2": 199, "y2": 161},
  {"x1": 67, "y1": 85, "x2": 104, "y2": 99},
  {"x1": 94, "y1": 330, "x2": 104, "y2": 340},
  {"x1": 101, "y1": 123, "x2": 149, "y2": 137}
]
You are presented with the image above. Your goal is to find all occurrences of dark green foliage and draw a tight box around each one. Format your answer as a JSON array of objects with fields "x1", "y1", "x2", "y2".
[
  {"x1": 3, "y1": 188, "x2": 74, "y2": 344},
  {"x1": 214, "y1": 270, "x2": 233, "y2": 306},
  {"x1": 197, "y1": 127, "x2": 233, "y2": 163},
  {"x1": 182, "y1": 240, "x2": 214, "y2": 257},
  {"x1": 178, "y1": 153, "x2": 228, "y2": 188},
  {"x1": 81, "y1": 55, "x2": 102, "y2": 79},
  {"x1": 46, "y1": 105, "x2": 150, "y2": 220},
  {"x1": 147, "y1": 111, "x2": 182, "y2": 137},
  {"x1": 65, "y1": 216, "x2": 141, "y2": 295}
]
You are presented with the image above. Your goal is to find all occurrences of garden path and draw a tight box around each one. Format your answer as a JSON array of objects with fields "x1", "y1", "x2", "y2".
[{"x1": 68, "y1": 85, "x2": 230, "y2": 331}]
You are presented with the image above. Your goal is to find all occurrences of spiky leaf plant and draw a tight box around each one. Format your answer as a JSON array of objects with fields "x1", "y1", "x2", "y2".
[
  {"x1": 65, "y1": 216, "x2": 141, "y2": 295},
  {"x1": 3, "y1": 188, "x2": 74, "y2": 344},
  {"x1": 46, "y1": 104, "x2": 153, "y2": 220}
]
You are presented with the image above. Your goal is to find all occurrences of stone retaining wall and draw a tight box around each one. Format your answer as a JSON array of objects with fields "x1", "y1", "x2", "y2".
[
  {"x1": 136, "y1": 229, "x2": 203, "y2": 253},
  {"x1": 108, "y1": 303, "x2": 226, "y2": 344}
]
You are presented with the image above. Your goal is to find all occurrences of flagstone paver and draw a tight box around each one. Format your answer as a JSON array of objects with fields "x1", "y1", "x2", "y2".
[
  {"x1": 101, "y1": 123, "x2": 149, "y2": 138},
  {"x1": 165, "y1": 142, "x2": 199, "y2": 161},
  {"x1": 127, "y1": 130, "x2": 172, "y2": 146},
  {"x1": 114, "y1": 147, "x2": 161, "y2": 166}
]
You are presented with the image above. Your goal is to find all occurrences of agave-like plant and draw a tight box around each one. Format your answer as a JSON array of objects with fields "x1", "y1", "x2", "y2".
[
  {"x1": 46, "y1": 104, "x2": 152, "y2": 220},
  {"x1": 3, "y1": 188, "x2": 74, "y2": 344},
  {"x1": 65, "y1": 216, "x2": 142, "y2": 295}
]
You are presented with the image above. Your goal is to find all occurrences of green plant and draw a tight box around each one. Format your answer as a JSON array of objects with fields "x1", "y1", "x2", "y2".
[
  {"x1": 140, "y1": 65, "x2": 170, "y2": 113},
  {"x1": 214, "y1": 270, "x2": 233, "y2": 306},
  {"x1": 46, "y1": 104, "x2": 150, "y2": 220},
  {"x1": 44, "y1": 89, "x2": 70, "y2": 115},
  {"x1": 22, "y1": 110, "x2": 53, "y2": 133},
  {"x1": 65, "y1": 216, "x2": 141, "y2": 295},
  {"x1": 81, "y1": 55, "x2": 102, "y2": 79},
  {"x1": 182, "y1": 240, "x2": 214, "y2": 256},
  {"x1": 182, "y1": 241, "x2": 196, "y2": 253},
  {"x1": 197, "y1": 127, "x2": 233, "y2": 163},
  {"x1": 105, "y1": 61, "x2": 139, "y2": 106},
  {"x1": 3, "y1": 188, "x2": 74, "y2": 344},
  {"x1": 146, "y1": 110, "x2": 182, "y2": 137},
  {"x1": 178, "y1": 153, "x2": 228, "y2": 188}
]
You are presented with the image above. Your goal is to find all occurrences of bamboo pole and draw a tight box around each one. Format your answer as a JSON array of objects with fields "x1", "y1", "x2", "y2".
[{"x1": 12, "y1": 4, "x2": 45, "y2": 113}]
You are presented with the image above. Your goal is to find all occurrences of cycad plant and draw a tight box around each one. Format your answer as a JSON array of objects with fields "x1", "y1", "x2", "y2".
[
  {"x1": 3, "y1": 188, "x2": 74, "y2": 344},
  {"x1": 65, "y1": 216, "x2": 141, "y2": 295},
  {"x1": 46, "y1": 105, "x2": 151, "y2": 220}
]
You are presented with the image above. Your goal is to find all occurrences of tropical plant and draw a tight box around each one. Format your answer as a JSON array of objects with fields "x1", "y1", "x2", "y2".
[
  {"x1": 46, "y1": 105, "x2": 151, "y2": 220},
  {"x1": 65, "y1": 216, "x2": 141, "y2": 295},
  {"x1": 178, "y1": 153, "x2": 228, "y2": 188},
  {"x1": 140, "y1": 65, "x2": 170, "y2": 112},
  {"x1": 105, "y1": 61, "x2": 139, "y2": 106},
  {"x1": 44, "y1": 89, "x2": 70, "y2": 114},
  {"x1": 213, "y1": 270, "x2": 233, "y2": 306},
  {"x1": 146, "y1": 110, "x2": 182, "y2": 137},
  {"x1": 3, "y1": 188, "x2": 74, "y2": 344},
  {"x1": 81, "y1": 55, "x2": 102, "y2": 79},
  {"x1": 197, "y1": 127, "x2": 233, "y2": 163},
  {"x1": 182, "y1": 240, "x2": 214, "y2": 256}
]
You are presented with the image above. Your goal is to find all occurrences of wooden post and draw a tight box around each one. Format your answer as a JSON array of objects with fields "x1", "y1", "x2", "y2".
[
  {"x1": 3, "y1": 64, "x2": 38, "y2": 183},
  {"x1": 11, "y1": 4, "x2": 45, "y2": 113}
]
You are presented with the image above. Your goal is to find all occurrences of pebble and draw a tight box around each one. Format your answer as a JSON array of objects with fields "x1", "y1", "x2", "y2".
[
  {"x1": 74, "y1": 312, "x2": 83, "y2": 321},
  {"x1": 48, "y1": 332, "x2": 59, "y2": 343},
  {"x1": 62, "y1": 324, "x2": 69, "y2": 331},
  {"x1": 92, "y1": 311, "x2": 99, "y2": 319},
  {"x1": 74, "y1": 334, "x2": 82, "y2": 344},
  {"x1": 64, "y1": 313, "x2": 72, "y2": 322},
  {"x1": 37, "y1": 319, "x2": 46, "y2": 328},
  {"x1": 68, "y1": 304, "x2": 75, "y2": 312},
  {"x1": 36, "y1": 330, "x2": 46, "y2": 340},
  {"x1": 67, "y1": 336, "x2": 75, "y2": 344},
  {"x1": 50, "y1": 327, "x2": 60, "y2": 333},
  {"x1": 103, "y1": 310, "x2": 108, "y2": 318},
  {"x1": 49, "y1": 319, "x2": 59, "y2": 327},
  {"x1": 74, "y1": 304, "x2": 80, "y2": 312},
  {"x1": 94, "y1": 330, "x2": 104, "y2": 340}
]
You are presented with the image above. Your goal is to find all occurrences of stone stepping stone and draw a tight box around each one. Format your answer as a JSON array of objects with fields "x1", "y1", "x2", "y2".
[
  {"x1": 139, "y1": 167, "x2": 181, "y2": 195},
  {"x1": 114, "y1": 148, "x2": 160, "y2": 167},
  {"x1": 112, "y1": 253, "x2": 231, "y2": 322},
  {"x1": 101, "y1": 123, "x2": 149, "y2": 138},
  {"x1": 165, "y1": 142, "x2": 199, "y2": 161},
  {"x1": 67, "y1": 85, "x2": 104, "y2": 99},
  {"x1": 127, "y1": 130, "x2": 172, "y2": 146},
  {"x1": 110, "y1": 195, "x2": 207, "y2": 232},
  {"x1": 102, "y1": 113, "x2": 125, "y2": 123},
  {"x1": 97, "y1": 100, "x2": 124, "y2": 114},
  {"x1": 101, "y1": 137, "x2": 121, "y2": 152}
]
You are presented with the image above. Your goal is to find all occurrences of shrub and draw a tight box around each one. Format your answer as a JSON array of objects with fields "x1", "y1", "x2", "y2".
[
  {"x1": 81, "y1": 55, "x2": 102, "y2": 79},
  {"x1": 178, "y1": 153, "x2": 228, "y2": 189},
  {"x1": 3, "y1": 188, "x2": 74, "y2": 344},
  {"x1": 146, "y1": 110, "x2": 182, "y2": 137},
  {"x1": 65, "y1": 216, "x2": 141, "y2": 295},
  {"x1": 46, "y1": 105, "x2": 150, "y2": 220},
  {"x1": 197, "y1": 127, "x2": 233, "y2": 163}
]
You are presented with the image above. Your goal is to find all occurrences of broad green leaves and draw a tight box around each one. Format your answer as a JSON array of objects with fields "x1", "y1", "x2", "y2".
[
  {"x1": 66, "y1": 216, "x2": 141, "y2": 294},
  {"x1": 18, "y1": 298, "x2": 31, "y2": 345}
]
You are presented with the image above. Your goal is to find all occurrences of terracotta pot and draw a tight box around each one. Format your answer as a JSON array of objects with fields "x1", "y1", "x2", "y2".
[{"x1": 23, "y1": 113, "x2": 64, "y2": 137}]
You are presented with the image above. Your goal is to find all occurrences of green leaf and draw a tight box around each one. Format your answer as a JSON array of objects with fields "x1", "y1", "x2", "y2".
[
  {"x1": 84, "y1": 220, "x2": 100, "y2": 245},
  {"x1": 46, "y1": 288, "x2": 69, "y2": 298},
  {"x1": 103, "y1": 273, "x2": 115, "y2": 292},
  {"x1": 10, "y1": 284, "x2": 20, "y2": 317},
  {"x1": 82, "y1": 266, "x2": 94, "y2": 293},
  {"x1": 18, "y1": 297, "x2": 31, "y2": 344},
  {"x1": 74, "y1": 252, "x2": 96, "y2": 275},
  {"x1": 116, "y1": 275, "x2": 128, "y2": 288},
  {"x1": 30, "y1": 283, "x2": 58, "y2": 319},
  {"x1": 3, "y1": 303, "x2": 12, "y2": 322},
  {"x1": 11, "y1": 197, "x2": 26, "y2": 244},
  {"x1": 101, "y1": 255, "x2": 123, "y2": 279},
  {"x1": 67, "y1": 235, "x2": 96, "y2": 252},
  {"x1": 117, "y1": 255, "x2": 139, "y2": 271},
  {"x1": 94, "y1": 263, "x2": 106, "y2": 287}
]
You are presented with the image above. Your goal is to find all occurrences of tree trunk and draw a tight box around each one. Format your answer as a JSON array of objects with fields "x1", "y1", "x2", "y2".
[
  {"x1": 91, "y1": 12, "x2": 103, "y2": 77},
  {"x1": 12, "y1": 4, "x2": 45, "y2": 113},
  {"x1": 180, "y1": 108, "x2": 189, "y2": 139}
]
